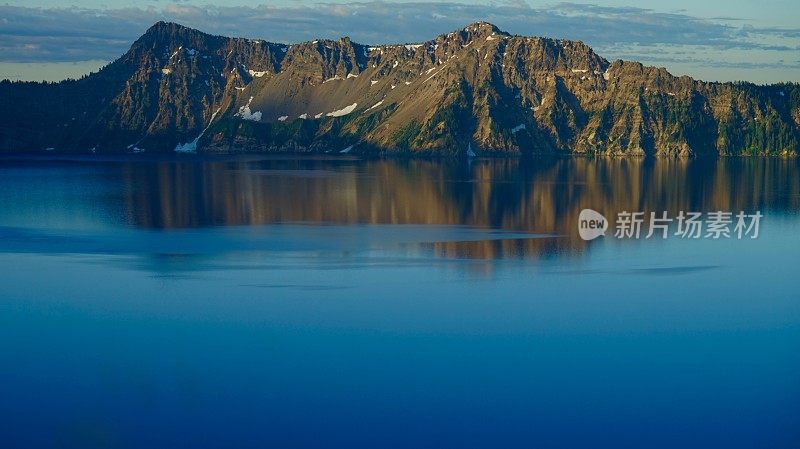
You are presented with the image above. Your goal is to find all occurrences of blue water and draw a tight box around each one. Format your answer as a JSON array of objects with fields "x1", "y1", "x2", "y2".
[{"x1": 0, "y1": 156, "x2": 798, "y2": 448}]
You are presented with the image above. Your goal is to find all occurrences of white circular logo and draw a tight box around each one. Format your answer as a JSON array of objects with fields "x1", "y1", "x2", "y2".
[{"x1": 578, "y1": 209, "x2": 608, "y2": 241}]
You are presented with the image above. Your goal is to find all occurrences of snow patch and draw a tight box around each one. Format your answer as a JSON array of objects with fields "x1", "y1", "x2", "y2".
[
  {"x1": 161, "y1": 68, "x2": 172, "y2": 75},
  {"x1": 347, "y1": 73, "x2": 359, "y2": 79},
  {"x1": 175, "y1": 107, "x2": 220, "y2": 153},
  {"x1": 511, "y1": 124, "x2": 526, "y2": 133},
  {"x1": 248, "y1": 70, "x2": 268, "y2": 77},
  {"x1": 392, "y1": 61, "x2": 399, "y2": 68},
  {"x1": 314, "y1": 112, "x2": 324, "y2": 119},
  {"x1": 323, "y1": 75, "x2": 344, "y2": 83},
  {"x1": 340, "y1": 145, "x2": 354, "y2": 154},
  {"x1": 367, "y1": 100, "x2": 384, "y2": 110},
  {"x1": 327, "y1": 103, "x2": 358, "y2": 117},
  {"x1": 371, "y1": 80, "x2": 379, "y2": 86},
  {"x1": 404, "y1": 44, "x2": 423, "y2": 50},
  {"x1": 571, "y1": 69, "x2": 588, "y2": 73},
  {"x1": 298, "y1": 113, "x2": 308, "y2": 119},
  {"x1": 278, "y1": 115, "x2": 289, "y2": 122},
  {"x1": 235, "y1": 96, "x2": 262, "y2": 121}
]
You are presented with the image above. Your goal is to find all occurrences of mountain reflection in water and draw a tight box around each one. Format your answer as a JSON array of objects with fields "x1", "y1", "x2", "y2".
[
  {"x1": 0, "y1": 155, "x2": 798, "y2": 262},
  {"x1": 116, "y1": 156, "x2": 800, "y2": 259}
]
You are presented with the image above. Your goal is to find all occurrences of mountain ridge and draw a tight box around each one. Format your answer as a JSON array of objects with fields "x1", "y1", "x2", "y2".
[{"x1": 1, "y1": 21, "x2": 798, "y2": 156}]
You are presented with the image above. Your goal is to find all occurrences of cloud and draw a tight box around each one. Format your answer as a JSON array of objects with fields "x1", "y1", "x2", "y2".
[
  {"x1": 0, "y1": 6, "x2": 159, "y2": 62},
  {"x1": 0, "y1": 2, "x2": 798, "y2": 78},
  {"x1": 609, "y1": 54, "x2": 800, "y2": 70}
]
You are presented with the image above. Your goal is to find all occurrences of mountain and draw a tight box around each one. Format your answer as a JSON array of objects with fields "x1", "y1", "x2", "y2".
[{"x1": 1, "y1": 21, "x2": 798, "y2": 156}]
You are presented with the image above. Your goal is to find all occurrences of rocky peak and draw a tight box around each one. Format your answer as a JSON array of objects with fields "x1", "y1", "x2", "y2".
[
  {"x1": 136, "y1": 22, "x2": 205, "y2": 45},
  {"x1": 435, "y1": 22, "x2": 508, "y2": 48},
  {"x1": 125, "y1": 21, "x2": 222, "y2": 66},
  {"x1": 144, "y1": 21, "x2": 184, "y2": 34},
  {"x1": 462, "y1": 22, "x2": 504, "y2": 37}
]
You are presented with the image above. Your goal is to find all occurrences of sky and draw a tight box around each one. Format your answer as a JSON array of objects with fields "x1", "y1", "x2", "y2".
[{"x1": 1, "y1": 0, "x2": 798, "y2": 84}]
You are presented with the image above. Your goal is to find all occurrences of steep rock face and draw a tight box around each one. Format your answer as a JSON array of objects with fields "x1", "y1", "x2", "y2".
[{"x1": 1, "y1": 21, "x2": 798, "y2": 156}]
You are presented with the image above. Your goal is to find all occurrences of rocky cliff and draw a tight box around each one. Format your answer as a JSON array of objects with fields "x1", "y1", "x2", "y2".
[{"x1": 1, "y1": 21, "x2": 798, "y2": 156}]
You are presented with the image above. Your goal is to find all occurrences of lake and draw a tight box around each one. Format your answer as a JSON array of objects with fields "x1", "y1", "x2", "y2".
[{"x1": 0, "y1": 155, "x2": 799, "y2": 448}]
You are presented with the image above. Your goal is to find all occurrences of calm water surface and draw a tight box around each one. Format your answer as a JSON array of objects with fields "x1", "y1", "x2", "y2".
[{"x1": 0, "y1": 155, "x2": 799, "y2": 448}]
